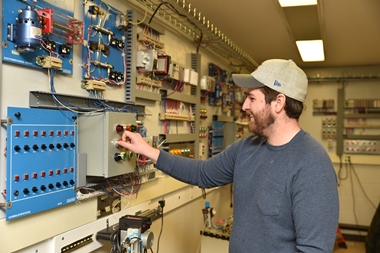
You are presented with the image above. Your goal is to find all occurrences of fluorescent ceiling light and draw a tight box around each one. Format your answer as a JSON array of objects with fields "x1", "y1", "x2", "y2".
[
  {"x1": 296, "y1": 40, "x2": 325, "y2": 62},
  {"x1": 278, "y1": 0, "x2": 317, "y2": 7}
]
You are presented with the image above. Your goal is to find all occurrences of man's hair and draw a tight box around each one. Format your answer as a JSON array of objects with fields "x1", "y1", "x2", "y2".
[{"x1": 260, "y1": 86, "x2": 304, "y2": 120}]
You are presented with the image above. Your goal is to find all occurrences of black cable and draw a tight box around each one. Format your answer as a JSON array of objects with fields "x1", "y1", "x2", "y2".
[
  {"x1": 196, "y1": 32, "x2": 203, "y2": 53},
  {"x1": 156, "y1": 213, "x2": 164, "y2": 253},
  {"x1": 201, "y1": 188, "x2": 206, "y2": 199},
  {"x1": 156, "y1": 200, "x2": 165, "y2": 253},
  {"x1": 148, "y1": 2, "x2": 169, "y2": 25}
]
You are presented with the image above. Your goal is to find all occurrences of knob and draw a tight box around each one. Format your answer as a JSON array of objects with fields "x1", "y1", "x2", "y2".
[
  {"x1": 14, "y1": 112, "x2": 21, "y2": 118},
  {"x1": 14, "y1": 145, "x2": 21, "y2": 152},
  {"x1": 69, "y1": 180, "x2": 75, "y2": 185},
  {"x1": 63, "y1": 181, "x2": 68, "y2": 187},
  {"x1": 23, "y1": 188, "x2": 30, "y2": 194},
  {"x1": 56, "y1": 182, "x2": 61, "y2": 188},
  {"x1": 32, "y1": 144, "x2": 39, "y2": 151},
  {"x1": 114, "y1": 152, "x2": 127, "y2": 162},
  {"x1": 32, "y1": 186, "x2": 38, "y2": 193},
  {"x1": 41, "y1": 144, "x2": 47, "y2": 150},
  {"x1": 70, "y1": 143, "x2": 76, "y2": 148},
  {"x1": 63, "y1": 143, "x2": 69, "y2": 148},
  {"x1": 24, "y1": 145, "x2": 30, "y2": 151},
  {"x1": 48, "y1": 183, "x2": 54, "y2": 189},
  {"x1": 40, "y1": 185, "x2": 47, "y2": 191},
  {"x1": 56, "y1": 143, "x2": 62, "y2": 149},
  {"x1": 49, "y1": 144, "x2": 55, "y2": 149}
]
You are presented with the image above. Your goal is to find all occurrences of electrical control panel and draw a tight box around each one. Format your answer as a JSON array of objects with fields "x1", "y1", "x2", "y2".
[
  {"x1": 167, "y1": 143, "x2": 195, "y2": 158},
  {"x1": 6, "y1": 107, "x2": 78, "y2": 221},
  {"x1": 78, "y1": 112, "x2": 138, "y2": 178},
  {"x1": 82, "y1": 0, "x2": 127, "y2": 85},
  {"x1": 344, "y1": 139, "x2": 380, "y2": 155},
  {"x1": 2, "y1": 0, "x2": 80, "y2": 74}
]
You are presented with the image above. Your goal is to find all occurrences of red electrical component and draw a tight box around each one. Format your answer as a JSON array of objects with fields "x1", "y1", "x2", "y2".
[
  {"x1": 116, "y1": 124, "x2": 124, "y2": 133},
  {"x1": 37, "y1": 8, "x2": 84, "y2": 45}
]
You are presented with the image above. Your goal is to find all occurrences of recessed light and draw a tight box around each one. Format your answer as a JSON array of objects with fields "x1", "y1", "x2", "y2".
[
  {"x1": 278, "y1": 0, "x2": 317, "y2": 7},
  {"x1": 296, "y1": 40, "x2": 325, "y2": 62}
]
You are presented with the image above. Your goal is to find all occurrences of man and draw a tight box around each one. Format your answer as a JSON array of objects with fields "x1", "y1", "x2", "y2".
[{"x1": 118, "y1": 59, "x2": 339, "y2": 252}]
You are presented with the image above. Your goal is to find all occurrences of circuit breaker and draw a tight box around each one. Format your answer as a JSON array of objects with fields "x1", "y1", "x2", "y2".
[
  {"x1": 78, "y1": 112, "x2": 137, "y2": 178},
  {"x1": 6, "y1": 107, "x2": 78, "y2": 221}
]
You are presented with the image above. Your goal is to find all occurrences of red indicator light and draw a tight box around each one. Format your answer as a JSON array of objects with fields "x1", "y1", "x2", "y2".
[
  {"x1": 15, "y1": 130, "x2": 20, "y2": 137},
  {"x1": 33, "y1": 131, "x2": 38, "y2": 136},
  {"x1": 24, "y1": 174, "x2": 29, "y2": 180},
  {"x1": 57, "y1": 131, "x2": 61, "y2": 136},
  {"x1": 49, "y1": 131, "x2": 54, "y2": 136},
  {"x1": 116, "y1": 125, "x2": 124, "y2": 133},
  {"x1": 64, "y1": 130, "x2": 68, "y2": 136},
  {"x1": 56, "y1": 169, "x2": 61, "y2": 175},
  {"x1": 41, "y1": 130, "x2": 46, "y2": 136},
  {"x1": 70, "y1": 167, "x2": 74, "y2": 172},
  {"x1": 70, "y1": 130, "x2": 75, "y2": 136},
  {"x1": 41, "y1": 171, "x2": 46, "y2": 177},
  {"x1": 14, "y1": 175, "x2": 20, "y2": 181},
  {"x1": 63, "y1": 168, "x2": 68, "y2": 173},
  {"x1": 24, "y1": 130, "x2": 29, "y2": 137},
  {"x1": 32, "y1": 173, "x2": 37, "y2": 179},
  {"x1": 49, "y1": 170, "x2": 54, "y2": 176}
]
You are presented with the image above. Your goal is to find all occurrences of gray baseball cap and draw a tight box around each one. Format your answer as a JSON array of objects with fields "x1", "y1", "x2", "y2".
[{"x1": 232, "y1": 59, "x2": 308, "y2": 102}]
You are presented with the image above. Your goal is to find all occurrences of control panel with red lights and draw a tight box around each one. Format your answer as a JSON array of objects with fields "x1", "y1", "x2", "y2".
[
  {"x1": 78, "y1": 111, "x2": 138, "y2": 178},
  {"x1": 5, "y1": 107, "x2": 78, "y2": 221}
]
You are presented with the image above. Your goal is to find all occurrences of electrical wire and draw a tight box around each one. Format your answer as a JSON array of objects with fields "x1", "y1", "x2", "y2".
[{"x1": 155, "y1": 208, "x2": 164, "y2": 253}]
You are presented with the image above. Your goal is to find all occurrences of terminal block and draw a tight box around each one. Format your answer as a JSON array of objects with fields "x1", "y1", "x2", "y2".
[
  {"x1": 137, "y1": 33, "x2": 165, "y2": 49},
  {"x1": 35, "y1": 56, "x2": 63, "y2": 70},
  {"x1": 81, "y1": 80, "x2": 107, "y2": 91}
]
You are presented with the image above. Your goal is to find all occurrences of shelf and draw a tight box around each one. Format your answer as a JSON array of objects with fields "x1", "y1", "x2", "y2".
[
  {"x1": 135, "y1": 89, "x2": 161, "y2": 101},
  {"x1": 159, "y1": 113, "x2": 194, "y2": 121},
  {"x1": 162, "y1": 91, "x2": 197, "y2": 104},
  {"x1": 162, "y1": 133, "x2": 197, "y2": 143},
  {"x1": 344, "y1": 113, "x2": 380, "y2": 119},
  {"x1": 212, "y1": 115, "x2": 235, "y2": 122},
  {"x1": 344, "y1": 135, "x2": 380, "y2": 140},
  {"x1": 344, "y1": 124, "x2": 380, "y2": 129}
]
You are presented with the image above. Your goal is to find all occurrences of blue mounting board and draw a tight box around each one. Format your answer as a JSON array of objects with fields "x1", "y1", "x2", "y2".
[
  {"x1": 6, "y1": 107, "x2": 78, "y2": 221},
  {"x1": 82, "y1": 0, "x2": 127, "y2": 84},
  {"x1": 2, "y1": 0, "x2": 74, "y2": 74}
]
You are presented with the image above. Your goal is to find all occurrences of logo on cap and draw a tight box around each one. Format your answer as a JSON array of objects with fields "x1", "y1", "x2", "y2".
[{"x1": 274, "y1": 80, "x2": 281, "y2": 87}]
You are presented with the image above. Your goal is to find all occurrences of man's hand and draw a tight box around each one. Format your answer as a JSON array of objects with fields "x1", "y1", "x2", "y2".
[{"x1": 118, "y1": 131, "x2": 160, "y2": 163}]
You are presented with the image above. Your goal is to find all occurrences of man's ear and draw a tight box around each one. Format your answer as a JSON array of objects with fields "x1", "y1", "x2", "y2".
[{"x1": 274, "y1": 94, "x2": 286, "y2": 113}]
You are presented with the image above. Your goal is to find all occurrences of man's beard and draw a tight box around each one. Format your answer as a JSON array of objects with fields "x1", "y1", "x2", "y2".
[{"x1": 248, "y1": 106, "x2": 275, "y2": 137}]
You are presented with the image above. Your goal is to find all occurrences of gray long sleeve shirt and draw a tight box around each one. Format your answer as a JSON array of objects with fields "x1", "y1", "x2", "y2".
[{"x1": 155, "y1": 130, "x2": 339, "y2": 252}]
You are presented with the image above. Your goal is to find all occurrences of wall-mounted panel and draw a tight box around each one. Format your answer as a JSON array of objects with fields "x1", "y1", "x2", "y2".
[{"x1": 6, "y1": 107, "x2": 78, "y2": 221}]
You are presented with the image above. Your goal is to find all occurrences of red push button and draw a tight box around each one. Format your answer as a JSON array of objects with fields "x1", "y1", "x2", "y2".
[
  {"x1": 41, "y1": 171, "x2": 46, "y2": 177},
  {"x1": 41, "y1": 130, "x2": 46, "y2": 136},
  {"x1": 24, "y1": 174, "x2": 29, "y2": 180},
  {"x1": 14, "y1": 175, "x2": 20, "y2": 181},
  {"x1": 15, "y1": 130, "x2": 20, "y2": 137}
]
